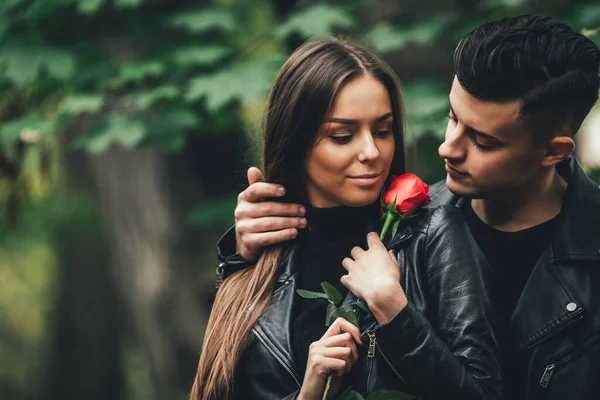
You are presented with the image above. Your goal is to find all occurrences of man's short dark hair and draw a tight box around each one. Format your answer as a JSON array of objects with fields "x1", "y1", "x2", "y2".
[{"x1": 454, "y1": 15, "x2": 600, "y2": 138}]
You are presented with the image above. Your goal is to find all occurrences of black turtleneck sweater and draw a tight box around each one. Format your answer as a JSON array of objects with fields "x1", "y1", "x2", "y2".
[{"x1": 291, "y1": 203, "x2": 380, "y2": 376}]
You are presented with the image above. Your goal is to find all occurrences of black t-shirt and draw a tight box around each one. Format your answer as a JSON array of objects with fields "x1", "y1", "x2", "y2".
[
  {"x1": 464, "y1": 202, "x2": 558, "y2": 351},
  {"x1": 291, "y1": 203, "x2": 380, "y2": 376}
]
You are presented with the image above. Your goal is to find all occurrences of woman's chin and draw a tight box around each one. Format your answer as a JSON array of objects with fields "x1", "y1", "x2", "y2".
[{"x1": 341, "y1": 192, "x2": 380, "y2": 207}]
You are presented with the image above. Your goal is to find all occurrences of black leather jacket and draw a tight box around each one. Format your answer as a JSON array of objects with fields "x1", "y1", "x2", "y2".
[
  {"x1": 218, "y1": 206, "x2": 502, "y2": 399},
  {"x1": 427, "y1": 157, "x2": 600, "y2": 400}
]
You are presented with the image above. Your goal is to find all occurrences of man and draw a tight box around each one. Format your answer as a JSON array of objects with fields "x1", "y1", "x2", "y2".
[{"x1": 216, "y1": 15, "x2": 600, "y2": 399}]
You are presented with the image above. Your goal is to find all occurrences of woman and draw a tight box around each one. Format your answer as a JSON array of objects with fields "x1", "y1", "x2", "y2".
[{"x1": 191, "y1": 37, "x2": 501, "y2": 400}]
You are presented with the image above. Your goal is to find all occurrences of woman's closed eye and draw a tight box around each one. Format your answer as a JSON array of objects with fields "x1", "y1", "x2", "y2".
[
  {"x1": 374, "y1": 128, "x2": 391, "y2": 138},
  {"x1": 329, "y1": 134, "x2": 354, "y2": 144},
  {"x1": 329, "y1": 128, "x2": 391, "y2": 144}
]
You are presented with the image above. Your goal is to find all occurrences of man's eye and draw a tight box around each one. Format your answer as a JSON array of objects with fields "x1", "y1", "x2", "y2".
[
  {"x1": 470, "y1": 135, "x2": 496, "y2": 151},
  {"x1": 447, "y1": 114, "x2": 457, "y2": 123},
  {"x1": 330, "y1": 135, "x2": 353, "y2": 144}
]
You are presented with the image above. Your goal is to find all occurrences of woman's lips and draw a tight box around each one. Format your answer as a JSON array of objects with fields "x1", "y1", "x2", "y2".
[
  {"x1": 445, "y1": 163, "x2": 468, "y2": 178},
  {"x1": 348, "y1": 173, "x2": 383, "y2": 186}
]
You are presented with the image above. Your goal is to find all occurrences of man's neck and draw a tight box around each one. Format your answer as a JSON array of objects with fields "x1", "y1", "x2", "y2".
[{"x1": 471, "y1": 170, "x2": 567, "y2": 232}]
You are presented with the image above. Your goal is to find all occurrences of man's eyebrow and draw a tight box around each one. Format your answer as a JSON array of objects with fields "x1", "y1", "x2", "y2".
[
  {"x1": 448, "y1": 104, "x2": 503, "y2": 141},
  {"x1": 325, "y1": 112, "x2": 393, "y2": 124}
]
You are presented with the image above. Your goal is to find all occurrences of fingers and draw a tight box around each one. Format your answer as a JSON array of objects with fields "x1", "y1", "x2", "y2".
[
  {"x1": 341, "y1": 257, "x2": 353, "y2": 272},
  {"x1": 388, "y1": 249, "x2": 397, "y2": 264},
  {"x1": 350, "y1": 246, "x2": 365, "y2": 260},
  {"x1": 237, "y1": 182, "x2": 288, "y2": 203},
  {"x1": 237, "y1": 216, "x2": 306, "y2": 234},
  {"x1": 235, "y1": 201, "x2": 306, "y2": 220},
  {"x1": 307, "y1": 354, "x2": 347, "y2": 375},
  {"x1": 247, "y1": 167, "x2": 265, "y2": 185},
  {"x1": 319, "y1": 333, "x2": 359, "y2": 363},
  {"x1": 366, "y1": 231, "x2": 385, "y2": 250},
  {"x1": 310, "y1": 333, "x2": 359, "y2": 375},
  {"x1": 241, "y1": 230, "x2": 299, "y2": 248},
  {"x1": 322, "y1": 317, "x2": 363, "y2": 345}
]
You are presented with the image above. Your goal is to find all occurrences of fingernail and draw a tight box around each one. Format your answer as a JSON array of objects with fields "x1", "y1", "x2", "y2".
[
  {"x1": 299, "y1": 206, "x2": 306, "y2": 215},
  {"x1": 299, "y1": 218, "x2": 307, "y2": 228},
  {"x1": 277, "y1": 186, "x2": 285, "y2": 194},
  {"x1": 290, "y1": 229, "x2": 298, "y2": 238}
]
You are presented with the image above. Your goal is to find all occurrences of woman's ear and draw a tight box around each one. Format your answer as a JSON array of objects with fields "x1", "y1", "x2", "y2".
[{"x1": 541, "y1": 136, "x2": 575, "y2": 167}]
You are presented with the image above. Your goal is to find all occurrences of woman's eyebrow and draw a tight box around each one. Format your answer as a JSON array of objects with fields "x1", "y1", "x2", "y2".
[{"x1": 324, "y1": 112, "x2": 393, "y2": 125}]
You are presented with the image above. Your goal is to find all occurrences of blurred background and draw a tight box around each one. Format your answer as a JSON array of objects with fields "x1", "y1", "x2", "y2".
[{"x1": 0, "y1": 0, "x2": 598, "y2": 399}]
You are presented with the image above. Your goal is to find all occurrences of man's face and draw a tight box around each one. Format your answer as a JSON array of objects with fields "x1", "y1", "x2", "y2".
[{"x1": 438, "y1": 76, "x2": 547, "y2": 199}]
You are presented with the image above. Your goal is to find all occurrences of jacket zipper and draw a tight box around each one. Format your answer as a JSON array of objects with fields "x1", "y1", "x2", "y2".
[
  {"x1": 365, "y1": 330, "x2": 409, "y2": 386},
  {"x1": 539, "y1": 331, "x2": 600, "y2": 388},
  {"x1": 253, "y1": 326, "x2": 302, "y2": 388}
]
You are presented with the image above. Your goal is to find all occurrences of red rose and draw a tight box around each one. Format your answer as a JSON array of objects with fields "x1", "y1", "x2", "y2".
[
  {"x1": 379, "y1": 174, "x2": 431, "y2": 240},
  {"x1": 383, "y1": 174, "x2": 431, "y2": 215}
]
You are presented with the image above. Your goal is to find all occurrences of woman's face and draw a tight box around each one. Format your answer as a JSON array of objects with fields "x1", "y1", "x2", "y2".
[{"x1": 305, "y1": 75, "x2": 396, "y2": 208}]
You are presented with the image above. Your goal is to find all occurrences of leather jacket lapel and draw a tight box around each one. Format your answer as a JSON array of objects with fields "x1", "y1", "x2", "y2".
[
  {"x1": 509, "y1": 250, "x2": 584, "y2": 355},
  {"x1": 253, "y1": 246, "x2": 302, "y2": 385}
]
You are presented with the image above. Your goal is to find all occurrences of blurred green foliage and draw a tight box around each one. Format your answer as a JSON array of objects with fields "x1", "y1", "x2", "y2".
[{"x1": 0, "y1": 0, "x2": 599, "y2": 399}]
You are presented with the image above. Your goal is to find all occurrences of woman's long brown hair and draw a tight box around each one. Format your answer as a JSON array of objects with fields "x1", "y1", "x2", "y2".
[{"x1": 190, "y1": 37, "x2": 406, "y2": 400}]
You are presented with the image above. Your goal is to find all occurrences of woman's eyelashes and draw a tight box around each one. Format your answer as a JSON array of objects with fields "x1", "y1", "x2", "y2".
[{"x1": 329, "y1": 126, "x2": 392, "y2": 144}]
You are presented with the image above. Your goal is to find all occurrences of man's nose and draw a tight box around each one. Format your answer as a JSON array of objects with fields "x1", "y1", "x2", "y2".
[{"x1": 438, "y1": 124, "x2": 466, "y2": 161}]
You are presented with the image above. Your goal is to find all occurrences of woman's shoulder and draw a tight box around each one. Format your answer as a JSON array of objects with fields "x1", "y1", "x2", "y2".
[{"x1": 406, "y1": 205, "x2": 468, "y2": 237}]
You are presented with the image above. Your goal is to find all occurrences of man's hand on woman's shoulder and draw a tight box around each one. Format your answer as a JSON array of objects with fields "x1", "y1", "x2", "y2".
[{"x1": 234, "y1": 167, "x2": 307, "y2": 262}]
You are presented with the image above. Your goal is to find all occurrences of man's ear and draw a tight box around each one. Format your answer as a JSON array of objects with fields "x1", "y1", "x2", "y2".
[{"x1": 541, "y1": 136, "x2": 575, "y2": 167}]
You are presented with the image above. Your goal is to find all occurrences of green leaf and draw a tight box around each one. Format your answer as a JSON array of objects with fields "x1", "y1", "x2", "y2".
[
  {"x1": 115, "y1": 0, "x2": 144, "y2": 8},
  {"x1": 186, "y1": 56, "x2": 285, "y2": 110},
  {"x1": 340, "y1": 309, "x2": 359, "y2": 327},
  {"x1": 366, "y1": 389, "x2": 417, "y2": 400},
  {"x1": 296, "y1": 289, "x2": 329, "y2": 299},
  {"x1": 321, "y1": 282, "x2": 342, "y2": 304},
  {"x1": 127, "y1": 86, "x2": 179, "y2": 110},
  {"x1": 59, "y1": 94, "x2": 105, "y2": 115},
  {"x1": 325, "y1": 302, "x2": 341, "y2": 327},
  {"x1": 402, "y1": 78, "x2": 449, "y2": 139},
  {"x1": 364, "y1": 14, "x2": 456, "y2": 53},
  {"x1": 172, "y1": 45, "x2": 232, "y2": 67},
  {"x1": 117, "y1": 61, "x2": 165, "y2": 86},
  {"x1": 76, "y1": 0, "x2": 105, "y2": 14},
  {"x1": 354, "y1": 299, "x2": 371, "y2": 315},
  {"x1": 71, "y1": 115, "x2": 147, "y2": 153},
  {"x1": 391, "y1": 219, "x2": 401, "y2": 239},
  {"x1": 142, "y1": 107, "x2": 198, "y2": 151},
  {"x1": 167, "y1": 8, "x2": 235, "y2": 34},
  {"x1": 339, "y1": 387, "x2": 365, "y2": 400},
  {"x1": 274, "y1": 4, "x2": 354, "y2": 39},
  {"x1": 0, "y1": 114, "x2": 54, "y2": 144},
  {"x1": 0, "y1": 44, "x2": 76, "y2": 85},
  {"x1": 577, "y1": 4, "x2": 600, "y2": 28},
  {"x1": 480, "y1": 0, "x2": 528, "y2": 8}
]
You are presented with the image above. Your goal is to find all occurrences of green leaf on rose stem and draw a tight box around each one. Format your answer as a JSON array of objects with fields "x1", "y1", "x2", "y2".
[
  {"x1": 388, "y1": 198, "x2": 397, "y2": 212},
  {"x1": 340, "y1": 309, "x2": 360, "y2": 327},
  {"x1": 325, "y1": 302, "x2": 341, "y2": 327},
  {"x1": 391, "y1": 218, "x2": 401, "y2": 239},
  {"x1": 339, "y1": 386, "x2": 365, "y2": 400},
  {"x1": 321, "y1": 282, "x2": 343, "y2": 304},
  {"x1": 354, "y1": 299, "x2": 371, "y2": 314},
  {"x1": 366, "y1": 389, "x2": 418, "y2": 400},
  {"x1": 296, "y1": 289, "x2": 329, "y2": 300},
  {"x1": 380, "y1": 190, "x2": 387, "y2": 208}
]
